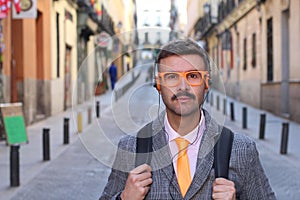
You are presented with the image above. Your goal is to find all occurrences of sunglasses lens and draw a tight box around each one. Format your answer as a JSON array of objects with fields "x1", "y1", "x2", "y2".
[
  {"x1": 163, "y1": 72, "x2": 180, "y2": 87},
  {"x1": 186, "y1": 71, "x2": 203, "y2": 85}
]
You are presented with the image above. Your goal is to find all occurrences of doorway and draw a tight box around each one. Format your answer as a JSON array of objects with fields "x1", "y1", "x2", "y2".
[
  {"x1": 64, "y1": 46, "x2": 72, "y2": 110},
  {"x1": 36, "y1": 11, "x2": 46, "y2": 118}
]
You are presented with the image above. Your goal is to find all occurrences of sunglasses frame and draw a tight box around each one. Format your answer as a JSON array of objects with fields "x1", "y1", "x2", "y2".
[{"x1": 158, "y1": 70, "x2": 209, "y2": 87}]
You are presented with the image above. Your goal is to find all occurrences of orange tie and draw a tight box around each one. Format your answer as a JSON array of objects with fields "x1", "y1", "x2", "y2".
[{"x1": 175, "y1": 138, "x2": 192, "y2": 196}]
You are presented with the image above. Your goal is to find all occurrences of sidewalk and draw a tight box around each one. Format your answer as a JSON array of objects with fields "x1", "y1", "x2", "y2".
[{"x1": 0, "y1": 90, "x2": 113, "y2": 199}]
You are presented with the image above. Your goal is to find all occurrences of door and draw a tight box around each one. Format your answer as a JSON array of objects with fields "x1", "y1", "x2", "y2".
[{"x1": 64, "y1": 46, "x2": 72, "y2": 110}]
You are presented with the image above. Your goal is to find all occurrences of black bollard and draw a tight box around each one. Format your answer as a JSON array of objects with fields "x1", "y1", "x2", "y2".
[
  {"x1": 242, "y1": 107, "x2": 247, "y2": 129},
  {"x1": 223, "y1": 98, "x2": 227, "y2": 115},
  {"x1": 259, "y1": 114, "x2": 266, "y2": 139},
  {"x1": 280, "y1": 123, "x2": 289, "y2": 154},
  {"x1": 63, "y1": 118, "x2": 69, "y2": 144},
  {"x1": 10, "y1": 145, "x2": 20, "y2": 187},
  {"x1": 216, "y1": 95, "x2": 220, "y2": 111},
  {"x1": 230, "y1": 102, "x2": 235, "y2": 121},
  {"x1": 210, "y1": 93, "x2": 213, "y2": 106},
  {"x1": 96, "y1": 101, "x2": 100, "y2": 118},
  {"x1": 43, "y1": 128, "x2": 50, "y2": 161}
]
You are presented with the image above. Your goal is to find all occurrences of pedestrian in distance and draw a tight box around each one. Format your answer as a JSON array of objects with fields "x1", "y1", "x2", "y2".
[
  {"x1": 109, "y1": 62, "x2": 117, "y2": 90},
  {"x1": 100, "y1": 39, "x2": 276, "y2": 199}
]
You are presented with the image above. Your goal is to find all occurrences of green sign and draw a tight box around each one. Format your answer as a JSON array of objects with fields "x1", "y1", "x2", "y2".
[{"x1": 4, "y1": 115, "x2": 28, "y2": 145}]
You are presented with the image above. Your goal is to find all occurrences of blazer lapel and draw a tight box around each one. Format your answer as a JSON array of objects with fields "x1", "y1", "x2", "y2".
[
  {"x1": 185, "y1": 148, "x2": 214, "y2": 198},
  {"x1": 151, "y1": 116, "x2": 182, "y2": 195}
]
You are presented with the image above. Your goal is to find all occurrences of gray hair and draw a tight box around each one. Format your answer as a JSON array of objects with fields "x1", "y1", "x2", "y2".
[{"x1": 156, "y1": 38, "x2": 210, "y2": 71}]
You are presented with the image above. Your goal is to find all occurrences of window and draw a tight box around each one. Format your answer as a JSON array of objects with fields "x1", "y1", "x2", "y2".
[
  {"x1": 218, "y1": 1, "x2": 226, "y2": 22},
  {"x1": 227, "y1": 0, "x2": 236, "y2": 13},
  {"x1": 252, "y1": 33, "x2": 256, "y2": 68},
  {"x1": 267, "y1": 18, "x2": 273, "y2": 81},
  {"x1": 243, "y1": 38, "x2": 247, "y2": 70},
  {"x1": 64, "y1": 9, "x2": 73, "y2": 22}
]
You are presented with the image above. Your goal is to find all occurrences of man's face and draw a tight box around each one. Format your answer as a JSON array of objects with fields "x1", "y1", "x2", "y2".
[{"x1": 158, "y1": 54, "x2": 207, "y2": 117}]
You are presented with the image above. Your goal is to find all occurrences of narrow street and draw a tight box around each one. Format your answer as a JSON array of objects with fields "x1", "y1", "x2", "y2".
[
  {"x1": 0, "y1": 0, "x2": 300, "y2": 199},
  {"x1": 1, "y1": 64, "x2": 299, "y2": 199}
]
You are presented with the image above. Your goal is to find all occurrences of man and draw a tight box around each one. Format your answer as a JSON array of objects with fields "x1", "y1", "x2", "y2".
[
  {"x1": 109, "y1": 62, "x2": 117, "y2": 90},
  {"x1": 100, "y1": 39, "x2": 276, "y2": 199}
]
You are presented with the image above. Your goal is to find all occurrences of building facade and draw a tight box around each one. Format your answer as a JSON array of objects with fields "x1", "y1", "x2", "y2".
[
  {"x1": 52, "y1": 0, "x2": 78, "y2": 114},
  {"x1": 186, "y1": 0, "x2": 300, "y2": 123},
  {"x1": 105, "y1": 0, "x2": 133, "y2": 79},
  {"x1": 0, "y1": 0, "x2": 136, "y2": 124},
  {"x1": 1, "y1": 0, "x2": 53, "y2": 124}
]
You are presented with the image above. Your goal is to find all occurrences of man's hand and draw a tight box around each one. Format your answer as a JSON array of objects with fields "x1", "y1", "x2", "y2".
[
  {"x1": 120, "y1": 164, "x2": 153, "y2": 200},
  {"x1": 212, "y1": 178, "x2": 236, "y2": 200}
]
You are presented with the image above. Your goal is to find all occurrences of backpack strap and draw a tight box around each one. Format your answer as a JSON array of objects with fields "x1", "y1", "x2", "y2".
[
  {"x1": 135, "y1": 122, "x2": 153, "y2": 167},
  {"x1": 214, "y1": 127, "x2": 234, "y2": 179},
  {"x1": 135, "y1": 122, "x2": 234, "y2": 180}
]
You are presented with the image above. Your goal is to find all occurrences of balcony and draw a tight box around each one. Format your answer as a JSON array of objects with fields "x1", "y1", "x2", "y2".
[
  {"x1": 194, "y1": 3, "x2": 217, "y2": 40},
  {"x1": 76, "y1": 0, "x2": 115, "y2": 36}
]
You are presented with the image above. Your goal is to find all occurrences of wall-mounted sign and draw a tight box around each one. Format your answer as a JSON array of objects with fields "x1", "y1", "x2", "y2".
[
  {"x1": 94, "y1": 32, "x2": 111, "y2": 48},
  {"x1": 13, "y1": 0, "x2": 37, "y2": 19}
]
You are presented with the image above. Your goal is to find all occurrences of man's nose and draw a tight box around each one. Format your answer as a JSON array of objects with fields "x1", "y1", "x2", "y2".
[{"x1": 178, "y1": 75, "x2": 190, "y2": 90}]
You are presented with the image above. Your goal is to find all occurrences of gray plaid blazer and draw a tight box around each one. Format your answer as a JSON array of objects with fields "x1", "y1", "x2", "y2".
[{"x1": 100, "y1": 110, "x2": 276, "y2": 200}]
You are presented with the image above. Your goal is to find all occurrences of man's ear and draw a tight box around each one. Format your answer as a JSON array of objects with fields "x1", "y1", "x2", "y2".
[
  {"x1": 205, "y1": 74, "x2": 211, "y2": 90},
  {"x1": 204, "y1": 87, "x2": 209, "y2": 94}
]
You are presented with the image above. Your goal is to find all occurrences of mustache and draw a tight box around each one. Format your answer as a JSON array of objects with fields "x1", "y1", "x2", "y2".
[{"x1": 171, "y1": 92, "x2": 196, "y2": 101}]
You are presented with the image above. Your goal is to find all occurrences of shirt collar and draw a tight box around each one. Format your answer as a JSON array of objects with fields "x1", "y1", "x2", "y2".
[{"x1": 164, "y1": 110, "x2": 205, "y2": 144}]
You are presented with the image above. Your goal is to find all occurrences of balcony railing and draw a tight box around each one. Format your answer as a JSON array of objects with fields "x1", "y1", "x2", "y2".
[
  {"x1": 76, "y1": 0, "x2": 115, "y2": 36},
  {"x1": 194, "y1": 11, "x2": 214, "y2": 39}
]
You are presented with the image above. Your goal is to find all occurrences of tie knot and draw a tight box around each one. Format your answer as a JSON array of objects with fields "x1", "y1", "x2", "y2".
[{"x1": 175, "y1": 138, "x2": 190, "y2": 151}]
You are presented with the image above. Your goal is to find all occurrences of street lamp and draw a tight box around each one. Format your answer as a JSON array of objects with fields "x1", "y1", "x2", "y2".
[
  {"x1": 203, "y1": 3, "x2": 210, "y2": 15},
  {"x1": 117, "y1": 21, "x2": 122, "y2": 29},
  {"x1": 117, "y1": 21, "x2": 123, "y2": 34},
  {"x1": 203, "y1": 2, "x2": 211, "y2": 25}
]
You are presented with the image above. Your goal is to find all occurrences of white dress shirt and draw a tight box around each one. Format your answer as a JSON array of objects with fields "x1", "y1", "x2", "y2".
[{"x1": 164, "y1": 110, "x2": 206, "y2": 180}]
